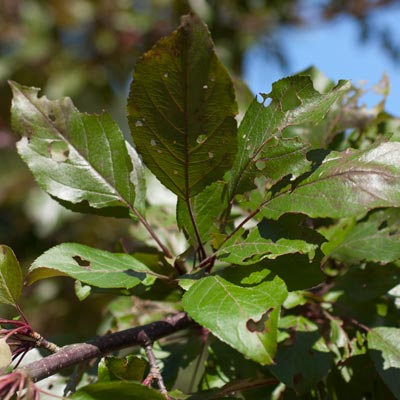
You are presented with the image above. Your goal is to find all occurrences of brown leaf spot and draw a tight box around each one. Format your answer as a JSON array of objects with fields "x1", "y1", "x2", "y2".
[
  {"x1": 246, "y1": 307, "x2": 274, "y2": 333},
  {"x1": 73, "y1": 255, "x2": 91, "y2": 269},
  {"x1": 293, "y1": 372, "x2": 303, "y2": 386},
  {"x1": 48, "y1": 141, "x2": 69, "y2": 162}
]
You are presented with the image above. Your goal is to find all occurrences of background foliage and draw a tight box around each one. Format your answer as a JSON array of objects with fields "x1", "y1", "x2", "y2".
[{"x1": 2, "y1": 1, "x2": 400, "y2": 399}]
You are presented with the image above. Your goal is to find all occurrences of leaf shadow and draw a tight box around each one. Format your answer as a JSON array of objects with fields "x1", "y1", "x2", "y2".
[{"x1": 268, "y1": 330, "x2": 332, "y2": 394}]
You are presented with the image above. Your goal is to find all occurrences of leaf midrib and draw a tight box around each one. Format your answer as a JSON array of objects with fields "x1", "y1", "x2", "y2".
[{"x1": 17, "y1": 85, "x2": 135, "y2": 210}]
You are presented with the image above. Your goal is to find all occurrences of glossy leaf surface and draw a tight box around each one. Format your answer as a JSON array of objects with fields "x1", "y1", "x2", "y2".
[
  {"x1": 263, "y1": 139, "x2": 400, "y2": 220},
  {"x1": 128, "y1": 14, "x2": 237, "y2": 199},
  {"x1": 182, "y1": 274, "x2": 287, "y2": 365},
  {"x1": 10, "y1": 82, "x2": 144, "y2": 218}
]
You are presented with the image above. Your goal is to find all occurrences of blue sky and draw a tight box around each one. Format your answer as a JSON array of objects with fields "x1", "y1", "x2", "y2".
[{"x1": 244, "y1": 4, "x2": 400, "y2": 115}]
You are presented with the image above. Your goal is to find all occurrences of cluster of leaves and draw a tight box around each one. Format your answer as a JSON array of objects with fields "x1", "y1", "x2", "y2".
[{"x1": 3, "y1": 12, "x2": 400, "y2": 400}]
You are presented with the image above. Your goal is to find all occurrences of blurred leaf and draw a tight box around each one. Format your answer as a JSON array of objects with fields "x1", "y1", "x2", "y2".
[
  {"x1": 368, "y1": 327, "x2": 400, "y2": 398},
  {"x1": 127, "y1": 14, "x2": 237, "y2": 199},
  {"x1": 98, "y1": 355, "x2": 147, "y2": 382},
  {"x1": 0, "y1": 245, "x2": 23, "y2": 307},
  {"x1": 161, "y1": 330, "x2": 209, "y2": 392},
  {"x1": 299, "y1": 67, "x2": 337, "y2": 94},
  {"x1": 324, "y1": 209, "x2": 400, "y2": 264},
  {"x1": 232, "y1": 76, "x2": 254, "y2": 121},
  {"x1": 10, "y1": 81, "x2": 145, "y2": 218},
  {"x1": 182, "y1": 274, "x2": 287, "y2": 365},
  {"x1": 0, "y1": 338, "x2": 12, "y2": 369},
  {"x1": 229, "y1": 76, "x2": 350, "y2": 197},
  {"x1": 71, "y1": 381, "x2": 165, "y2": 400},
  {"x1": 27, "y1": 243, "x2": 161, "y2": 289},
  {"x1": 74, "y1": 280, "x2": 92, "y2": 301},
  {"x1": 263, "y1": 138, "x2": 400, "y2": 220}
]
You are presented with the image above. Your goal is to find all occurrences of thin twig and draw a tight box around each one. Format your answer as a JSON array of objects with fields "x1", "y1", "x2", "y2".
[
  {"x1": 196, "y1": 196, "x2": 274, "y2": 270},
  {"x1": 130, "y1": 208, "x2": 174, "y2": 258},
  {"x1": 18, "y1": 312, "x2": 192, "y2": 383},
  {"x1": 138, "y1": 331, "x2": 170, "y2": 399},
  {"x1": 30, "y1": 332, "x2": 61, "y2": 353},
  {"x1": 186, "y1": 198, "x2": 207, "y2": 262},
  {"x1": 189, "y1": 328, "x2": 209, "y2": 393}
]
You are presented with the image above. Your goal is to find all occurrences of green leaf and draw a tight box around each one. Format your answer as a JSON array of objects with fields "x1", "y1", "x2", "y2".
[
  {"x1": 71, "y1": 381, "x2": 165, "y2": 400},
  {"x1": 127, "y1": 14, "x2": 237, "y2": 199},
  {"x1": 262, "y1": 139, "x2": 400, "y2": 220},
  {"x1": 0, "y1": 245, "x2": 23, "y2": 306},
  {"x1": 182, "y1": 274, "x2": 287, "y2": 365},
  {"x1": 27, "y1": 243, "x2": 161, "y2": 289},
  {"x1": 323, "y1": 209, "x2": 400, "y2": 264},
  {"x1": 333, "y1": 264, "x2": 400, "y2": 326},
  {"x1": 217, "y1": 217, "x2": 321, "y2": 264},
  {"x1": 254, "y1": 136, "x2": 312, "y2": 184},
  {"x1": 98, "y1": 355, "x2": 147, "y2": 382},
  {"x1": 268, "y1": 331, "x2": 332, "y2": 393},
  {"x1": 229, "y1": 76, "x2": 350, "y2": 197},
  {"x1": 318, "y1": 217, "x2": 357, "y2": 257},
  {"x1": 284, "y1": 67, "x2": 352, "y2": 149},
  {"x1": 368, "y1": 327, "x2": 400, "y2": 398},
  {"x1": 217, "y1": 230, "x2": 317, "y2": 265},
  {"x1": 10, "y1": 81, "x2": 145, "y2": 218},
  {"x1": 177, "y1": 181, "x2": 227, "y2": 244},
  {"x1": 74, "y1": 280, "x2": 92, "y2": 301}
]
